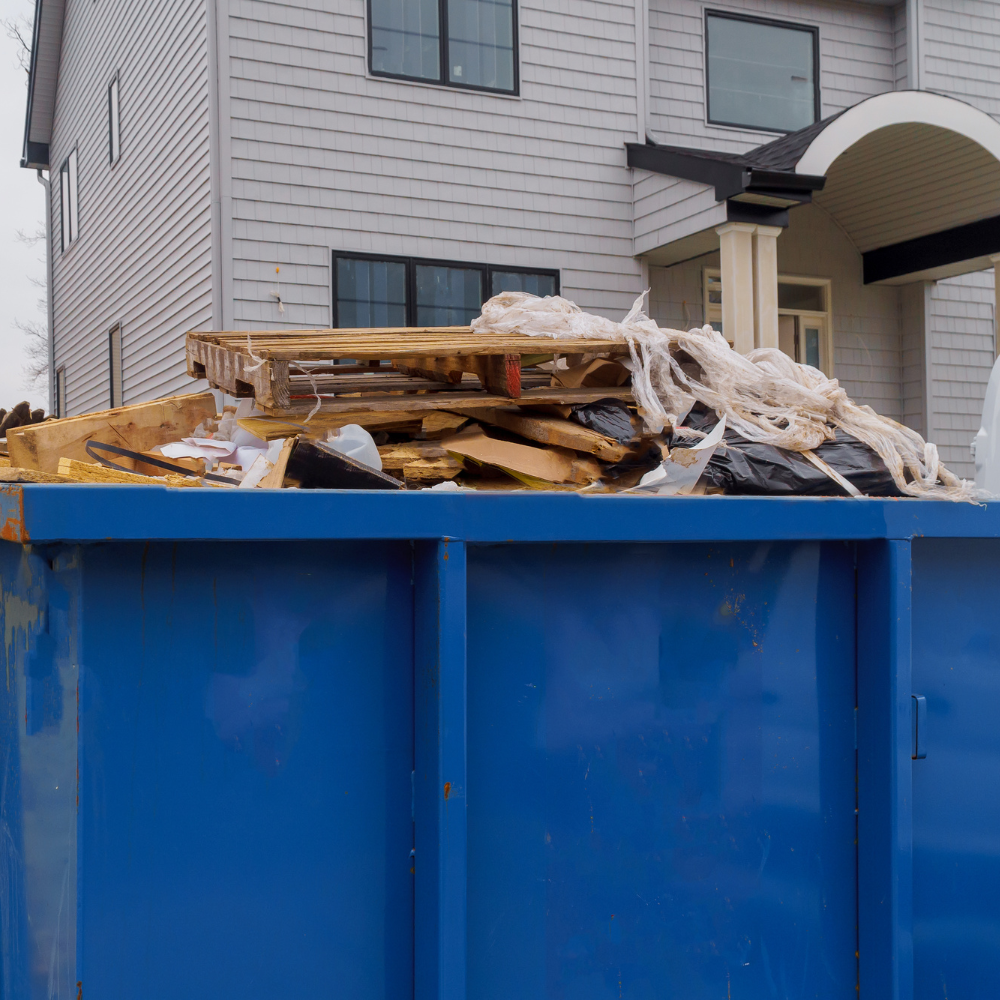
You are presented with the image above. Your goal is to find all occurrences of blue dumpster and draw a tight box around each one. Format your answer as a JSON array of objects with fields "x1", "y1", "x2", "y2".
[{"x1": 0, "y1": 486, "x2": 997, "y2": 1000}]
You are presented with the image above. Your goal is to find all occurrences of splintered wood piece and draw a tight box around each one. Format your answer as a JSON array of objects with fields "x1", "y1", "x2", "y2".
[
  {"x1": 465, "y1": 407, "x2": 628, "y2": 462},
  {"x1": 403, "y1": 457, "x2": 463, "y2": 484},
  {"x1": 57, "y1": 457, "x2": 203, "y2": 487},
  {"x1": 8, "y1": 393, "x2": 218, "y2": 474},
  {"x1": 258, "y1": 437, "x2": 297, "y2": 489}
]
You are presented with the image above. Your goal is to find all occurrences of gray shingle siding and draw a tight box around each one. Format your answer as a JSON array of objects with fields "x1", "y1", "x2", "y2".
[
  {"x1": 49, "y1": 0, "x2": 213, "y2": 415},
  {"x1": 928, "y1": 271, "x2": 995, "y2": 478},
  {"x1": 225, "y1": 0, "x2": 646, "y2": 331}
]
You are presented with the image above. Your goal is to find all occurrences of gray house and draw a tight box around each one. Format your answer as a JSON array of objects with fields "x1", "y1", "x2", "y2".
[{"x1": 19, "y1": 0, "x2": 1000, "y2": 477}]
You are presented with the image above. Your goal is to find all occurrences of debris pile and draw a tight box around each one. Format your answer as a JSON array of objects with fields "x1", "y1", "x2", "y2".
[{"x1": 0, "y1": 293, "x2": 975, "y2": 497}]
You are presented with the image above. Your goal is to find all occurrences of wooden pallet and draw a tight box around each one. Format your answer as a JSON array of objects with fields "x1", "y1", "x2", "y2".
[{"x1": 186, "y1": 327, "x2": 629, "y2": 408}]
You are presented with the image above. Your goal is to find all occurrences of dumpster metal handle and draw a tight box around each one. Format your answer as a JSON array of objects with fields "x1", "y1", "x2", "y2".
[{"x1": 911, "y1": 694, "x2": 927, "y2": 760}]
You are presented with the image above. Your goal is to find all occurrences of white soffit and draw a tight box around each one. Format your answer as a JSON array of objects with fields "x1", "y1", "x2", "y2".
[
  {"x1": 796, "y1": 91, "x2": 1000, "y2": 177},
  {"x1": 815, "y1": 123, "x2": 1000, "y2": 252}
]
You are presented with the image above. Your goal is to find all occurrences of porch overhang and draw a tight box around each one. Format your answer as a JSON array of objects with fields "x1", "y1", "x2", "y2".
[{"x1": 630, "y1": 91, "x2": 1000, "y2": 285}]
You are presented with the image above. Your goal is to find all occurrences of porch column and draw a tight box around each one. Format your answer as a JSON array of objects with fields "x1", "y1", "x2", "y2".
[
  {"x1": 991, "y1": 253, "x2": 1000, "y2": 358},
  {"x1": 753, "y1": 225, "x2": 782, "y2": 350},
  {"x1": 715, "y1": 222, "x2": 755, "y2": 354}
]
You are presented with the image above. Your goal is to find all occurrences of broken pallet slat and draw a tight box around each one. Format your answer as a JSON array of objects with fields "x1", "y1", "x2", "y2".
[{"x1": 263, "y1": 386, "x2": 634, "y2": 417}]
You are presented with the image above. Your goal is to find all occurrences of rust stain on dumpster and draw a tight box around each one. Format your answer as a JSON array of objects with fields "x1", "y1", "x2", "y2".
[
  {"x1": 0, "y1": 486, "x2": 27, "y2": 543},
  {"x1": 443, "y1": 781, "x2": 451, "y2": 800}
]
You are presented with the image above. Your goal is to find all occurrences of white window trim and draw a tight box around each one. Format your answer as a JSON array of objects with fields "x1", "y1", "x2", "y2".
[
  {"x1": 108, "y1": 73, "x2": 121, "y2": 165},
  {"x1": 59, "y1": 148, "x2": 79, "y2": 251},
  {"x1": 704, "y1": 268, "x2": 834, "y2": 374}
]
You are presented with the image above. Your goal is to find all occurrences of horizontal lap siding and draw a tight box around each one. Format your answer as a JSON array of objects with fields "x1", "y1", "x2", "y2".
[
  {"x1": 49, "y1": 0, "x2": 213, "y2": 415},
  {"x1": 921, "y1": 1, "x2": 1000, "y2": 479},
  {"x1": 227, "y1": 0, "x2": 643, "y2": 329},
  {"x1": 929, "y1": 273, "x2": 995, "y2": 479},
  {"x1": 647, "y1": 0, "x2": 895, "y2": 154}
]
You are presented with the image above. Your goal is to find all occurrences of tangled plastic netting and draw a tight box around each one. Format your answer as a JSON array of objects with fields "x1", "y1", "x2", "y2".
[{"x1": 472, "y1": 290, "x2": 977, "y2": 500}]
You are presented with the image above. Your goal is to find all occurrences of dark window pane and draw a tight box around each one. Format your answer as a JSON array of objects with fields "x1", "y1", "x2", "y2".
[
  {"x1": 778, "y1": 282, "x2": 824, "y2": 311},
  {"x1": 371, "y1": 0, "x2": 441, "y2": 81},
  {"x1": 804, "y1": 326, "x2": 821, "y2": 368},
  {"x1": 490, "y1": 270, "x2": 556, "y2": 297},
  {"x1": 447, "y1": 0, "x2": 514, "y2": 91},
  {"x1": 336, "y1": 258, "x2": 407, "y2": 327},
  {"x1": 707, "y1": 15, "x2": 815, "y2": 131},
  {"x1": 415, "y1": 265, "x2": 483, "y2": 325}
]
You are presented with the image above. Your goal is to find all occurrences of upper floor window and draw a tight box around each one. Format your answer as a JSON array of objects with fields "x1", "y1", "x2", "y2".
[
  {"x1": 333, "y1": 253, "x2": 557, "y2": 327},
  {"x1": 108, "y1": 74, "x2": 121, "y2": 164},
  {"x1": 60, "y1": 149, "x2": 79, "y2": 252},
  {"x1": 369, "y1": 0, "x2": 517, "y2": 94},
  {"x1": 705, "y1": 12, "x2": 818, "y2": 133}
]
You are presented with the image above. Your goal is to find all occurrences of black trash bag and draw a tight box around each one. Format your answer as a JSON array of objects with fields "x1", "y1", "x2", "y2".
[
  {"x1": 674, "y1": 406, "x2": 903, "y2": 497},
  {"x1": 570, "y1": 397, "x2": 634, "y2": 444}
]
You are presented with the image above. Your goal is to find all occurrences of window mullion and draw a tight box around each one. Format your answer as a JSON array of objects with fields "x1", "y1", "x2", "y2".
[{"x1": 439, "y1": 0, "x2": 449, "y2": 86}]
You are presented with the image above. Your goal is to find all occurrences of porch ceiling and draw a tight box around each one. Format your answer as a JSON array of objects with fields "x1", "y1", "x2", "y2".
[{"x1": 816, "y1": 123, "x2": 1000, "y2": 253}]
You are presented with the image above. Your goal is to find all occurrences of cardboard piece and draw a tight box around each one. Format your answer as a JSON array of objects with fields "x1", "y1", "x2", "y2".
[{"x1": 553, "y1": 358, "x2": 630, "y2": 390}]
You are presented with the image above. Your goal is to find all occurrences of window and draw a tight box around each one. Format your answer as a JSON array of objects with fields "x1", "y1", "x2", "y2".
[
  {"x1": 56, "y1": 369, "x2": 66, "y2": 418},
  {"x1": 704, "y1": 269, "x2": 832, "y2": 373},
  {"x1": 108, "y1": 323, "x2": 123, "y2": 407},
  {"x1": 59, "y1": 149, "x2": 79, "y2": 251},
  {"x1": 333, "y1": 253, "x2": 558, "y2": 327},
  {"x1": 108, "y1": 74, "x2": 121, "y2": 164},
  {"x1": 369, "y1": 0, "x2": 517, "y2": 93},
  {"x1": 706, "y1": 12, "x2": 819, "y2": 133}
]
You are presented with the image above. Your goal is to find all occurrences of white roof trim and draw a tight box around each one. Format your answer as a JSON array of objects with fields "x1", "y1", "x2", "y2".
[{"x1": 795, "y1": 91, "x2": 1000, "y2": 176}]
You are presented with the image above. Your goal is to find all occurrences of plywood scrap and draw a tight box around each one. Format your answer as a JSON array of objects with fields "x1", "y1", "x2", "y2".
[
  {"x1": 420, "y1": 411, "x2": 468, "y2": 439},
  {"x1": 57, "y1": 458, "x2": 204, "y2": 487},
  {"x1": 378, "y1": 440, "x2": 450, "y2": 472},
  {"x1": 456, "y1": 407, "x2": 628, "y2": 462},
  {"x1": 9, "y1": 393, "x2": 217, "y2": 473},
  {"x1": 442, "y1": 427, "x2": 601, "y2": 486}
]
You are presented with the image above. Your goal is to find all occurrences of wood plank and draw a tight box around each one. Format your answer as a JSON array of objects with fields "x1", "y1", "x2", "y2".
[
  {"x1": 403, "y1": 458, "x2": 463, "y2": 484},
  {"x1": 188, "y1": 327, "x2": 628, "y2": 362},
  {"x1": 236, "y1": 412, "x2": 424, "y2": 440},
  {"x1": 420, "y1": 412, "x2": 469, "y2": 439},
  {"x1": 8, "y1": 393, "x2": 218, "y2": 474},
  {"x1": 465, "y1": 407, "x2": 628, "y2": 461},
  {"x1": 263, "y1": 386, "x2": 634, "y2": 417}
]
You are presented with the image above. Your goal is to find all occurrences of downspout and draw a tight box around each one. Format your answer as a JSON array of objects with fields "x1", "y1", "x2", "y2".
[
  {"x1": 906, "y1": 0, "x2": 923, "y2": 90},
  {"x1": 36, "y1": 168, "x2": 54, "y2": 414}
]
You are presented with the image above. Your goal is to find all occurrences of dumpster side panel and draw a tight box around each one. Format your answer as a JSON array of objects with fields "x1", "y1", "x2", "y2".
[
  {"x1": 76, "y1": 541, "x2": 414, "y2": 1000},
  {"x1": 0, "y1": 542, "x2": 79, "y2": 1000},
  {"x1": 466, "y1": 541, "x2": 858, "y2": 999},
  {"x1": 912, "y1": 538, "x2": 1000, "y2": 1000}
]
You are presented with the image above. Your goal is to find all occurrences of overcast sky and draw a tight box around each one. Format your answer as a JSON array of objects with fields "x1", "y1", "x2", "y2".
[{"x1": 0, "y1": 0, "x2": 47, "y2": 412}]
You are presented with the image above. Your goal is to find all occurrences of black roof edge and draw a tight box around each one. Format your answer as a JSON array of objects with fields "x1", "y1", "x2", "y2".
[
  {"x1": 863, "y1": 215, "x2": 1000, "y2": 284},
  {"x1": 21, "y1": 140, "x2": 49, "y2": 170},
  {"x1": 726, "y1": 201, "x2": 789, "y2": 228},
  {"x1": 625, "y1": 142, "x2": 825, "y2": 202},
  {"x1": 20, "y1": 0, "x2": 46, "y2": 170}
]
